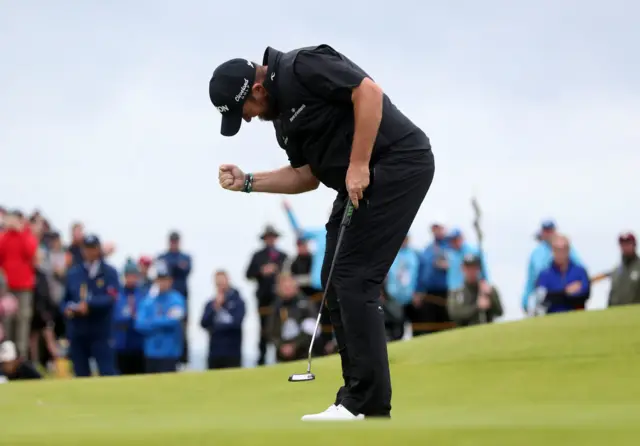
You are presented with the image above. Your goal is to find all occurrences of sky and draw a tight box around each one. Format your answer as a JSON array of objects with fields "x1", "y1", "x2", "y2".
[{"x1": 1, "y1": 0, "x2": 638, "y2": 368}]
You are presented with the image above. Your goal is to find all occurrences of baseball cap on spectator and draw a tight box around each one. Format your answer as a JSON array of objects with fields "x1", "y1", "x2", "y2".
[
  {"x1": 209, "y1": 58, "x2": 257, "y2": 137},
  {"x1": 83, "y1": 234, "x2": 101, "y2": 247},
  {"x1": 169, "y1": 231, "x2": 180, "y2": 242},
  {"x1": 541, "y1": 219, "x2": 556, "y2": 231},
  {"x1": 138, "y1": 256, "x2": 153, "y2": 267},
  {"x1": 155, "y1": 261, "x2": 171, "y2": 278},
  {"x1": 462, "y1": 253, "x2": 481, "y2": 266},
  {"x1": 448, "y1": 228, "x2": 463, "y2": 240},
  {"x1": 534, "y1": 219, "x2": 556, "y2": 239},
  {"x1": 619, "y1": 232, "x2": 636, "y2": 245}
]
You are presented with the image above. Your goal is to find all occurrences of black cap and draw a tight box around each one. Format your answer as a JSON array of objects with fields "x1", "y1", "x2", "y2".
[
  {"x1": 169, "y1": 231, "x2": 180, "y2": 242},
  {"x1": 463, "y1": 253, "x2": 481, "y2": 266},
  {"x1": 155, "y1": 261, "x2": 171, "y2": 278},
  {"x1": 83, "y1": 234, "x2": 101, "y2": 247},
  {"x1": 209, "y1": 58, "x2": 257, "y2": 137}
]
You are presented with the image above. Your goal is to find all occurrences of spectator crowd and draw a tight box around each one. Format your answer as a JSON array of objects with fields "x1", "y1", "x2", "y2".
[{"x1": 0, "y1": 200, "x2": 638, "y2": 382}]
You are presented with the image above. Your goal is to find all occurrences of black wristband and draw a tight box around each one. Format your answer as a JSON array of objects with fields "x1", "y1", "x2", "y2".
[{"x1": 242, "y1": 173, "x2": 254, "y2": 193}]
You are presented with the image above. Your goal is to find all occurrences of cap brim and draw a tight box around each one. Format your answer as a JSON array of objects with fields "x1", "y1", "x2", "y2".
[{"x1": 220, "y1": 111, "x2": 243, "y2": 137}]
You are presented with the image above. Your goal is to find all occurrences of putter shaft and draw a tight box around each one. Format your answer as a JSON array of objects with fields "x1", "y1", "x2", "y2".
[{"x1": 302, "y1": 202, "x2": 353, "y2": 376}]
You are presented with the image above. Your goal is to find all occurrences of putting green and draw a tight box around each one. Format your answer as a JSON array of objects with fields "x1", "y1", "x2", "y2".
[{"x1": 2, "y1": 307, "x2": 640, "y2": 445}]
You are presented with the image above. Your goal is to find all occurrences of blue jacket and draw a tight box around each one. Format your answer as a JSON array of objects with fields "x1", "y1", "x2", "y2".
[
  {"x1": 157, "y1": 251, "x2": 191, "y2": 297},
  {"x1": 447, "y1": 244, "x2": 489, "y2": 291},
  {"x1": 535, "y1": 261, "x2": 590, "y2": 313},
  {"x1": 416, "y1": 238, "x2": 450, "y2": 293},
  {"x1": 135, "y1": 290, "x2": 186, "y2": 359},
  {"x1": 285, "y1": 207, "x2": 326, "y2": 291},
  {"x1": 200, "y1": 288, "x2": 246, "y2": 359},
  {"x1": 522, "y1": 241, "x2": 582, "y2": 310},
  {"x1": 61, "y1": 261, "x2": 120, "y2": 339},
  {"x1": 112, "y1": 285, "x2": 146, "y2": 352},
  {"x1": 386, "y1": 247, "x2": 420, "y2": 305}
]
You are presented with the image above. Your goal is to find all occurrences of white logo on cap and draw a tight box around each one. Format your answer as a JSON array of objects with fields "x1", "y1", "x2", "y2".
[
  {"x1": 216, "y1": 105, "x2": 230, "y2": 113},
  {"x1": 247, "y1": 60, "x2": 253, "y2": 68},
  {"x1": 235, "y1": 78, "x2": 250, "y2": 102},
  {"x1": 271, "y1": 72, "x2": 275, "y2": 81}
]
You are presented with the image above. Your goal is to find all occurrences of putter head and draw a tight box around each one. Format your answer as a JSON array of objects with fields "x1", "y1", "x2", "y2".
[{"x1": 288, "y1": 372, "x2": 315, "y2": 382}]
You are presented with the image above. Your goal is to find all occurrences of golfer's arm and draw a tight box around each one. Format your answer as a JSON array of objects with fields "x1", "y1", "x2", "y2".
[
  {"x1": 350, "y1": 78, "x2": 383, "y2": 165},
  {"x1": 251, "y1": 165, "x2": 319, "y2": 195}
]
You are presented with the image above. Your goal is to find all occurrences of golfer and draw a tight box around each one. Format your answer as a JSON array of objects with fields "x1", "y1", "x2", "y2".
[{"x1": 210, "y1": 44, "x2": 435, "y2": 421}]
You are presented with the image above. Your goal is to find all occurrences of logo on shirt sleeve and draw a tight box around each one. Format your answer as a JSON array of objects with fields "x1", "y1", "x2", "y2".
[{"x1": 167, "y1": 306, "x2": 185, "y2": 320}]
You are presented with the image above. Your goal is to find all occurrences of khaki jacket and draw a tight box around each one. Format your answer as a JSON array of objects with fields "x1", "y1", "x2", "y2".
[
  {"x1": 269, "y1": 295, "x2": 317, "y2": 360},
  {"x1": 608, "y1": 256, "x2": 640, "y2": 307},
  {"x1": 448, "y1": 282, "x2": 503, "y2": 326}
]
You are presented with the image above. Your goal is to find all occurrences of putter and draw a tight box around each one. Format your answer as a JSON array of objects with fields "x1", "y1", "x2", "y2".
[{"x1": 288, "y1": 199, "x2": 355, "y2": 382}]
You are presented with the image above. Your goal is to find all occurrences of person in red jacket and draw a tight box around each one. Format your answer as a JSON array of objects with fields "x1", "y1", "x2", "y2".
[{"x1": 0, "y1": 210, "x2": 38, "y2": 358}]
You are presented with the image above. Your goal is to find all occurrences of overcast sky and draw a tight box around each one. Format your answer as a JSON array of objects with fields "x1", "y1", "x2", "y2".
[{"x1": 2, "y1": 0, "x2": 638, "y2": 368}]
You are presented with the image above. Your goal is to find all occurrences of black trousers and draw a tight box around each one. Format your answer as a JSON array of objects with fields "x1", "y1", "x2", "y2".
[
  {"x1": 145, "y1": 357, "x2": 178, "y2": 374},
  {"x1": 258, "y1": 314, "x2": 269, "y2": 366},
  {"x1": 325, "y1": 149, "x2": 434, "y2": 417},
  {"x1": 208, "y1": 356, "x2": 242, "y2": 370},
  {"x1": 116, "y1": 350, "x2": 146, "y2": 375},
  {"x1": 180, "y1": 293, "x2": 189, "y2": 365}
]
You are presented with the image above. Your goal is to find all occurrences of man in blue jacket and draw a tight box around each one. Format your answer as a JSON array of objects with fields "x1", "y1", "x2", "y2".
[
  {"x1": 113, "y1": 259, "x2": 146, "y2": 375},
  {"x1": 61, "y1": 234, "x2": 119, "y2": 377},
  {"x1": 522, "y1": 220, "x2": 583, "y2": 314},
  {"x1": 535, "y1": 234, "x2": 590, "y2": 314},
  {"x1": 158, "y1": 231, "x2": 192, "y2": 367},
  {"x1": 411, "y1": 220, "x2": 452, "y2": 336},
  {"x1": 135, "y1": 262, "x2": 186, "y2": 374},
  {"x1": 200, "y1": 270, "x2": 246, "y2": 369}
]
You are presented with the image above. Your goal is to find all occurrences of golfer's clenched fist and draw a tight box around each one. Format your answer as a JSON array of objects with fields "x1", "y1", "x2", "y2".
[{"x1": 218, "y1": 164, "x2": 245, "y2": 191}]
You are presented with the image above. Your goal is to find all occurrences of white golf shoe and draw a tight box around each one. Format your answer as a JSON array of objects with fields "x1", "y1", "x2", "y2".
[{"x1": 301, "y1": 404, "x2": 364, "y2": 421}]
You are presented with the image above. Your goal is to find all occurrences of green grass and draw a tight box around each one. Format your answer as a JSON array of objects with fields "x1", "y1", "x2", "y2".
[{"x1": 2, "y1": 307, "x2": 640, "y2": 445}]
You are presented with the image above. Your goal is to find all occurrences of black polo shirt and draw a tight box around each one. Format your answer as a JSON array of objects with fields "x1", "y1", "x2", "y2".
[{"x1": 263, "y1": 45, "x2": 429, "y2": 192}]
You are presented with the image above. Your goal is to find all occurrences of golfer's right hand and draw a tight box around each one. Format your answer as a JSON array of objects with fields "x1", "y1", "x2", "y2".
[{"x1": 218, "y1": 164, "x2": 245, "y2": 191}]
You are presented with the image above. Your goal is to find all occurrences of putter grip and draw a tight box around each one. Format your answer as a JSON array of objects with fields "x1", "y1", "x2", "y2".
[{"x1": 340, "y1": 201, "x2": 355, "y2": 227}]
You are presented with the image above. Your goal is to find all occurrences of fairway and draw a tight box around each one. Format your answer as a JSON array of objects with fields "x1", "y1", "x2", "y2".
[{"x1": 2, "y1": 307, "x2": 640, "y2": 446}]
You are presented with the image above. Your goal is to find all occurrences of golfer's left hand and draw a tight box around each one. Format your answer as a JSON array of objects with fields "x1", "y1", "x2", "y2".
[{"x1": 346, "y1": 162, "x2": 370, "y2": 209}]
